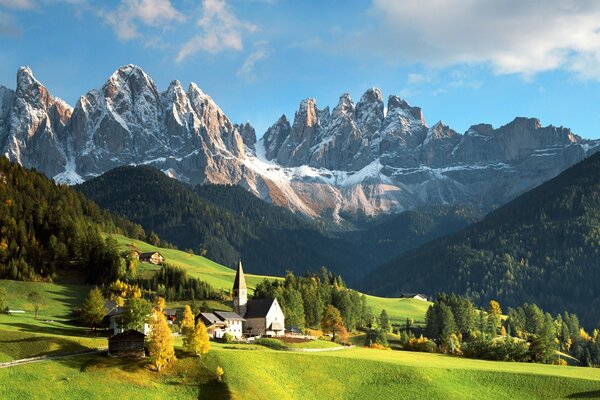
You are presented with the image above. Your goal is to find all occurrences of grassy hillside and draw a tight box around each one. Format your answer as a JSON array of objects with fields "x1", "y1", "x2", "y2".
[
  {"x1": 115, "y1": 235, "x2": 431, "y2": 325},
  {"x1": 0, "y1": 280, "x2": 104, "y2": 362},
  {"x1": 1, "y1": 344, "x2": 600, "y2": 399}
]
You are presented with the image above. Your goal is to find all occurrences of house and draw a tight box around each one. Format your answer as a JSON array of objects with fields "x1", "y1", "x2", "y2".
[
  {"x1": 399, "y1": 293, "x2": 429, "y2": 301},
  {"x1": 233, "y1": 261, "x2": 285, "y2": 337},
  {"x1": 197, "y1": 312, "x2": 227, "y2": 338},
  {"x1": 139, "y1": 251, "x2": 164, "y2": 265},
  {"x1": 163, "y1": 308, "x2": 177, "y2": 324},
  {"x1": 101, "y1": 299, "x2": 150, "y2": 335},
  {"x1": 129, "y1": 249, "x2": 140, "y2": 260},
  {"x1": 108, "y1": 330, "x2": 145, "y2": 357},
  {"x1": 196, "y1": 311, "x2": 244, "y2": 339}
]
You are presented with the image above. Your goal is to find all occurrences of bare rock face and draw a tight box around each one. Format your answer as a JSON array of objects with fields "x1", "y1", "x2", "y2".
[
  {"x1": 1, "y1": 65, "x2": 598, "y2": 226},
  {"x1": 235, "y1": 122, "x2": 256, "y2": 150},
  {"x1": 1, "y1": 67, "x2": 72, "y2": 178}
]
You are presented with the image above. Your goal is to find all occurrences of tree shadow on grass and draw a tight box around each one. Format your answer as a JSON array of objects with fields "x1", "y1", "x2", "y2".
[
  {"x1": 0, "y1": 322, "x2": 92, "y2": 339},
  {"x1": 566, "y1": 390, "x2": 600, "y2": 398},
  {"x1": 0, "y1": 336, "x2": 89, "y2": 359},
  {"x1": 198, "y1": 379, "x2": 232, "y2": 400}
]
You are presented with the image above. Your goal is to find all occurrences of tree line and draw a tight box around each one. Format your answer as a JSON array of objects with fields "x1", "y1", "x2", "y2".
[
  {"x1": 253, "y1": 267, "x2": 370, "y2": 332},
  {"x1": 415, "y1": 293, "x2": 600, "y2": 367}
]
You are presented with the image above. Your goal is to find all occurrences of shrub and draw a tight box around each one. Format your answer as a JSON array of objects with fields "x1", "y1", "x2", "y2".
[
  {"x1": 254, "y1": 338, "x2": 289, "y2": 350},
  {"x1": 222, "y1": 333, "x2": 234, "y2": 344},
  {"x1": 404, "y1": 335, "x2": 437, "y2": 353}
]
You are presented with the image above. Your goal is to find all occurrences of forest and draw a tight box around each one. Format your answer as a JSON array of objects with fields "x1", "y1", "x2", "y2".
[
  {"x1": 0, "y1": 157, "x2": 150, "y2": 283},
  {"x1": 364, "y1": 151, "x2": 600, "y2": 327},
  {"x1": 418, "y1": 293, "x2": 600, "y2": 367}
]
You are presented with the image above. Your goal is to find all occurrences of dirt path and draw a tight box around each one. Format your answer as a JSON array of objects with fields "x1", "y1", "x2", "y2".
[{"x1": 0, "y1": 347, "x2": 107, "y2": 369}]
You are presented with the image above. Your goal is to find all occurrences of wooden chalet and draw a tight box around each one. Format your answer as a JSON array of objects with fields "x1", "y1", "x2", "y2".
[
  {"x1": 139, "y1": 251, "x2": 165, "y2": 265},
  {"x1": 399, "y1": 293, "x2": 429, "y2": 301},
  {"x1": 108, "y1": 330, "x2": 146, "y2": 357}
]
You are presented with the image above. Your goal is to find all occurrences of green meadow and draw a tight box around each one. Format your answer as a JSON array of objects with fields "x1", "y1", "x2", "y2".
[
  {"x1": 114, "y1": 234, "x2": 431, "y2": 324},
  {"x1": 0, "y1": 280, "x2": 104, "y2": 362},
  {"x1": 2, "y1": 264, "x2": 600, "y2": 399},
  {"x1": 1, "y1": 343, "x2": 600, "y2": 400}
]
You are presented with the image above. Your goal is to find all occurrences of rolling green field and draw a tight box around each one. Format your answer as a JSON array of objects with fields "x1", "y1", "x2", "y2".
[
  {"x1": 1, "y1": 343, "x2": 600, "y2": 399},
  {"x1": 2, "y1": 274, "x2": 600, "y2": 399},
  {"x1": 0, "y1": 280, "x2": 105, "y2": 362},
  {"x1": 114, "y1": 235, "x2": 431, "y2": 324}
]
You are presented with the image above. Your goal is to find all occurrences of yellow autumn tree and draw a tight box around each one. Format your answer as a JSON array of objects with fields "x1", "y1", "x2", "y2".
[
  {"x1": 147, "y1": 310, "x2": 175, "y2": 372},
  {"x1": 155, "y1": 296, "x2": 166, "y2": 313},
  {"x1": 181, "y1": 305, "x2": 195, "y2": 337},
  {"x1": 187, "y1": 320, "x2": 210, "y2": 357}
]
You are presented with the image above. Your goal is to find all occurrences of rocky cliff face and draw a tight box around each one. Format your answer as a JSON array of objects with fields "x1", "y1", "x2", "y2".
[{"x1": 1, "y1": 65, "x2": 598, "y2": 225}]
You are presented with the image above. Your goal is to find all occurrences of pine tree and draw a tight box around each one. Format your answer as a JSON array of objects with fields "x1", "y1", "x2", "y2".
[
  {"x1": 147, "y1": 311, "x2": 175, "y2": 372},
  {"x1": 379, "y1": 309, "x2": 390, "y2": 332},
  {"x1": 187, "y1": 320, "x2": 210, "y2": 356},
  {"x1": 80, "y1": 287, "x2": 107, "y2": 330}
]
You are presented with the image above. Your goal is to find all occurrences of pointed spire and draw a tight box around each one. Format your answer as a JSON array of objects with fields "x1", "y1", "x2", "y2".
[{"x1": 233, "y1": 259, "x2": 247, "y2": 290}]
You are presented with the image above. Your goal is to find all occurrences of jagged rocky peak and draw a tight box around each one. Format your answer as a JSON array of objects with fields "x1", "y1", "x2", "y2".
[
  {"x1": 426, "y1": 121, "x2": 457, "y2": 141},
  {"x1": 262, "y1": 114, "x2": 291, "y2": 160},
  {"x1": 102, "y1": 64, "x2": 161, "y2": 115},
  {"x1": 356, "y1": 87, "x2": 384, "y2": 135},
  {"x1": 295, "y1": 98, "x2": 319, "y2": 128},
  {"x1": 466, "y1": 123, "x2": 494, "y2": 136},
  {"x1": 15, "y1": 66, "x2": 53, "y2": 109},
  {"x1": 386, "y1": 95, "x2": 425, "y2": 124},
  {"x1": 333, "y1": 93, "x2": 355, "y2": 117},
  {"x1": 235, "y1": 122, "x2": 256, "y2": 149}
]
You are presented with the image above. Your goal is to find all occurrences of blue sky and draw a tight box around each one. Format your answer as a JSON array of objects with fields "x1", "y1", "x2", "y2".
[{"x1": 2, "y1": 0, "x2": 600, "y2": 139}]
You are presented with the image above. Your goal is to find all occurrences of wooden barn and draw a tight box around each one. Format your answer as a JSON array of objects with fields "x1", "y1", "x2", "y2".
[
  {"x1": 108, "y1": 330, "x2": 146, "y2": 357},
  {"x1": 139, "y1": 251, "x2": 164, "y2": 265}
]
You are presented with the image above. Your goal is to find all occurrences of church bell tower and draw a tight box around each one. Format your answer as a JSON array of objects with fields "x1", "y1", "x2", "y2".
[{"x1": 233, "y1": 259, "x2": 248, "y2": 317}]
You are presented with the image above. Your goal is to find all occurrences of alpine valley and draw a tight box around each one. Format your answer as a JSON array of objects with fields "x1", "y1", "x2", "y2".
[{"x1": 1, "y1": 64, "x2": 598, "y2": 228}]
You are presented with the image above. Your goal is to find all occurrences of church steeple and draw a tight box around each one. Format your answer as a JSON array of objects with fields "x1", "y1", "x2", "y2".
[{"x1": 233, "y1": 259, "x2": 248, "y2": 317}]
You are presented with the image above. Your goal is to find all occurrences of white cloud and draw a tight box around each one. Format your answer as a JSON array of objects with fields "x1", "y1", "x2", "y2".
[
  {"x1": 0, "y1": 0, "x2": 36, "y2": 9},
  {"x1": 237, "y1": 42, "x2": 271, "y2": 82},
  {"x1": 176, "y1": 0, "x2": 257, "y2": 63},
  {"x1": 346, "y1": 0, "x2": 600, "y2": 80},
  {"x1": 0, "y1": 11, "x2": 21, "y2": 36},
  {"x1": 99, "y1": 0, "x2": 185, "y2": 41}
]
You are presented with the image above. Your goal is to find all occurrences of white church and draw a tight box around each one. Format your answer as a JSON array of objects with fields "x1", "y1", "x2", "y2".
[{"x1": 197, "y1": 261, "x2": 285, "y2": 338}]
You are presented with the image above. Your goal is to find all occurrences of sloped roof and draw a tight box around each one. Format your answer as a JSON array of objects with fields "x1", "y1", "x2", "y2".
[
  {"x1": 104, "y1": 300, "x2": 123, "y2": 317},
  {"x1": 233, "y1": 260, "x2": 247, "y2": 290},
  {"x1": 163, "y1": 308, "x2": 177, "y2": 316},
  {"x1": 139, "y1": 251, "x2": 163, "y2": 258},
  {"x1": 244, "y1": 298, "x2": 276, "y2": 319},
  {"x1": 214, "y1": 311, "x2": 245, "y2": 321},
  {"x1": 109, "y1": 329, "x2": 145, "y2": 342},
  {"x1": 198, "y1": 312, "x2": 226, "y2": 327}
]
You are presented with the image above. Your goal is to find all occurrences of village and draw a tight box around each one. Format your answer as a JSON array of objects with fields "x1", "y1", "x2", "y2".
[{"x1": 105, "y1": 256, "x2": 289, "y2": 358}]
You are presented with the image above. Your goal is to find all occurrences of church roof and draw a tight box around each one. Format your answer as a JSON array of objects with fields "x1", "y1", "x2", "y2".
[
  {"x1": 233, "y1": 260, "x2": 247, "y2": 290},
  {"x1": 244, "y1": 298, "x2": 276, "y2": 318}
]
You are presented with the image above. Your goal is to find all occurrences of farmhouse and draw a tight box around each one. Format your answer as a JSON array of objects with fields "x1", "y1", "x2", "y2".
[
  {"x1": 101, "y1": 299, "x2": 150, "y2": 335},
  {"x1": 399, "y1": 293, "x2": 429, "y2": 301},
  {"x1": 197, "y1": 311, "x2": 245, "y2": 339},
  {"x1": 108, "y1": 329, "x2": 145, "y2": 357},
  {"x1": 233, "y1": 261, "x2": 285, "y2": 337},
  {"x1": 139, "y1": 251, "x2": 164, "y2": 265},
  {"x1": 129, "y1": 249, "x2": 140, "y2": 260}
]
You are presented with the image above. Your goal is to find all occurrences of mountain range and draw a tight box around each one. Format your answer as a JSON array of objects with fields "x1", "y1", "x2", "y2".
[{"x1": 1, "y1": 65, "x2": 598, "y2": 226}]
